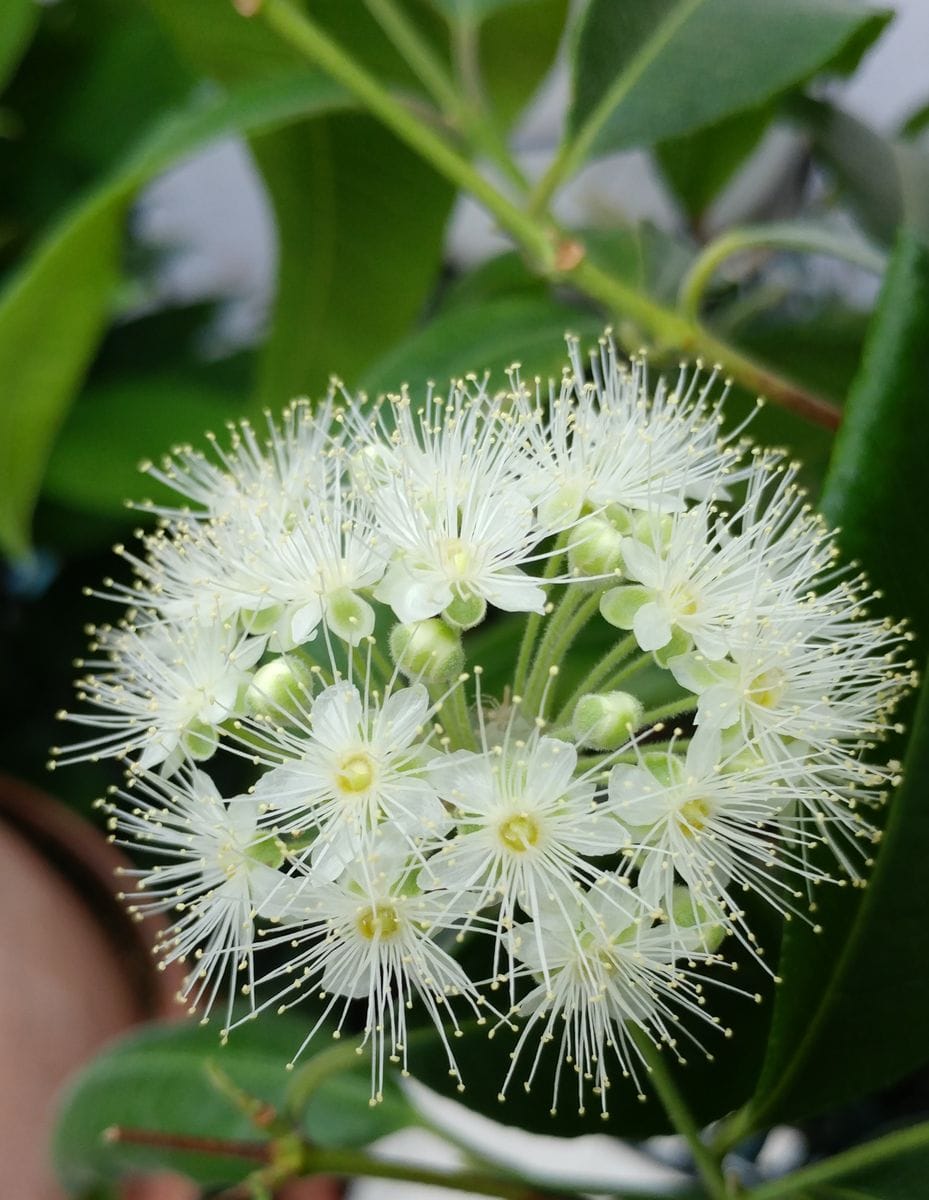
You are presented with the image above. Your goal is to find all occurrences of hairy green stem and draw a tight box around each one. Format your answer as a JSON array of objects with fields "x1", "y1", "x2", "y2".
[
  {"x1": 634, "y1": 1035, "x2": 729, "y2": 1200},
  {"x1": 513, "y1": 536, "x2": 568, "y2": 696},
  {"x1": 553, "y1": 633, "x2": 641, "y2": 725},
  {"x1": 523, "y1": 587, "x2": 602, "y2": 719},
  {"x1": 437, "y1": 679, "x2": 477, "y2": 750},
  {"x1": 639, "y1": 694, "x2": 697, "y2": 728}
]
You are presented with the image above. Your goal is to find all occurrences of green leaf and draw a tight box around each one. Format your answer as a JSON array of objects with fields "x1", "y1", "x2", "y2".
[
  {"x1": 742, "y1": 230, "x2": 929, "y2": 1130},
  {"x1": 655, "y1": 105, "x2": 773, "y2": 221},
  {"x1": 476, "y1": 0, "x2": 568, "y2": 129},
  {"x1": 253, "y1": 113, "x2": 454, "y2": 403},
  {"x1": 792, "y1": 97, "x2": 929, "y2": 246},
  {"x1": 358, "y1": 295, "x2": 606, "y2": 397},
  {"x1": 0, "y1": 71, "x2": 350, "y2": 559},
  {"x1": 569, "y1": 0, "x2": 890, "y2": 158},
  {"x1": 53, "y1": 1019, "x2": 415, "y2": 1192},
  {"x1": 0, "y1": 0, "x2": 38, "y2": 94},
  {"x1": 42, "y1": 374, "x2": 237, "y2": 517}
]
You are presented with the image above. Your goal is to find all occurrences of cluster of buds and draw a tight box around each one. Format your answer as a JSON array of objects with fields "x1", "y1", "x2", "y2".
[{"x1": 54, "y1": 336, "x2": 912, "y2": 1115}]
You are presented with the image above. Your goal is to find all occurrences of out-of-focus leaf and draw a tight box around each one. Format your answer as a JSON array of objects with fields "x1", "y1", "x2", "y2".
[
  {"x1": 655, "y1": 105, "x2": 774, "y2": 220},
  {"x1": 253, "y1": 114, "x2": 454, "y2": 403},
  {"x1": 900, "y1": 99, "x2": 929, "y2": 140},
  {"x1": 43, "y1": 375, "x2": 236, "y2": 516},
  {"x1": 439, "y1": 250, "x2": 546, "y2": 312},
  {"x1": 53, "y1": 1019, "x2": 416, "y2": 1192},
  {"x1": 478, "y1": 0, "x2": 568, "y2": 128},
  {"x1": 569, "y1": 0, "x2": 890, "y2": 158},
  {"x1": 358, "y1": 295, "x2": 605, "y2": 397},
  {"x1": 0, "y1": 72, "x2": 350, "y2": 559},
  {"x1": 0, "y1": 0, "x2": 38, "y2": 94},
  {"x1": 742, "y1": 229, "x2": 929, "y2": 1131},
  {"x1": 794, "y1": 97, "x2": 929, "y2": 246},
  {"x1": 428, "y1": 0, "x2": 536, "y2": 21}
]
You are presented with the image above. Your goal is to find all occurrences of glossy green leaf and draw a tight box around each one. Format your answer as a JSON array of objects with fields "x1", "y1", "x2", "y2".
[
  {"x1": 358, "y1": 295, "x2": 606, "y2": 397},
  {"x1": 0, "y1": 0, "x2": 38, "y2": 94},
  {"x1": 53, "y1": 1019, "x2": 415, "y2": 1192},
  {"x1": 792, "y1": 97, "x2": 929, "y2": 246},
  {"x1": 0, "y1": 72, "x2": 350, "y2": 559},
  {"x1": 743, "y1": 230, "x2": 929, "y2": 1130},
  {"x1": 655, "y1": 105, "x2": 774, "y2": 220},
  {"x1": 569, "y1": 0, "x2": 890, "y2": 158},
  {"x1": 253, "y1": 113, "x2": 454, "y2": 404}
]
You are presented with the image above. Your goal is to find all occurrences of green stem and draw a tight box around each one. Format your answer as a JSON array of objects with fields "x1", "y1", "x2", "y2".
[
  {"x1": 553, "y1": 633, "x2": 640, "y2": 725},
  {"x1": 523, "y1": 587, "x2": 602, "y2": 719},
  {"x1": 568, "y1": 257, "x2": 842, "y2": 431},
  {"x1": 678, "y1": 221, "x2": 885, "y2": 321},
  {"x1": 528, "y1": 0, "x2": 704, "y2": 215},
  {"x1": 364, "y1": 0, "x2": 461, "y2": 116},
  {"x1": 634, "y1": 1034, "x2": 728, "y2": 1200},
  {"x1": 513, "y1": 536, "x2": 568, "y2": 696},
  {"x1": 639, "y1": 695, "x2": 697, "y2": 728},
  {"x1": 436, "y1": 679, "x2": 476, "y2": 750},
  {"x1": 749, "y1": 1120, "x2": 929, "y2": 1200},
  {"x1": 285, "y1": 1038, "x2": 363, "y2": 1119},
  {"x1": 260, "y1": 0, "x2": 555, "y2": 268},
  {"x1": 256, "y1": 0, "x2": 842, "y2": 432}
]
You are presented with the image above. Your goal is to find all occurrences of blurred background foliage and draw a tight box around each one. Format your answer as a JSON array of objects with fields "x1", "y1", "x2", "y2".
[{"x1": 3, "y1": 0, "x2": 929, "y2": 1192}]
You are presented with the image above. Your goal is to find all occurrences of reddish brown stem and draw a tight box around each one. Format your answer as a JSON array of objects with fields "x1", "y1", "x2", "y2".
[{"x1": 103, "y1": 1125, "x2": 271, "y2": 1163}]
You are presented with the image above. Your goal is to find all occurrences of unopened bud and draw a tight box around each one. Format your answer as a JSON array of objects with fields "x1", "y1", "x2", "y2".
[
  {"x1": 569, "y1": 516, "x2": 625, "y2": 578},
  {"x1": 246, "y1": 656, "x2": 314, "y2": 723},
  {"x1": 390, "y1": 620, "x2": 464, "y2": 683},
  {"x1": 669, "y1": 885, "x2": 726, "y2": 953},
  {"x1": 443, "y1": 589, "x2": 487, "y2": 631},
  {"x1": 572, "y1": 690, "x2": 644, "y2": 749}
]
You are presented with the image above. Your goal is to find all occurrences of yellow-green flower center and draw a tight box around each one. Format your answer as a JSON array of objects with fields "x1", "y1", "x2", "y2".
[
  {"x1": 747, "y1": 667, "x2": 787, "y2": 709},
  {"x1": 356, "y1": 903, "x2": 401, "y2": 940},
  {"x1": 498, "y1": 812, "x2": 542, "y2": 852},
  {"x1": 677, "y1": 796, "x2": 712, "y2": 836},
  {"x1": 336, "y1": 752, "x2": 376, "y2": 794}
]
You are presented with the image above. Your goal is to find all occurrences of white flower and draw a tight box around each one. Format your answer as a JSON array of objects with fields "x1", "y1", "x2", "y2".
[
  {"x1": 252, "y1": 680, "x2": 448, "y2": 876},
  {"x1": 56, "y1": 619, "x2": 264, "y2": 774},
  {"x1": 609, "y1": 727, "x2": 829, "y2": 958},
  {"x1": 424, "y1": 730, "x2": 627, "y2": 988},
  {"x1": 515, "y1": 337, "x2": 744, "y2": 526},
  {"x1": 249, "y1": 828, "x2": 486, "y2": 1101},
  {"x1": 500, "y1": 879, "x2": 722, "y2": 1117},
  {"x1": 137, "y1": 397, "x2": 341, "y2": 523},
  {"x1": 105, "y1": 766, "x2": 295, "y2": 1027}
]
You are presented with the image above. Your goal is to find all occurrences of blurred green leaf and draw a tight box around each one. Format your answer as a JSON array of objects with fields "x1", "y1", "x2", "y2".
[
  {"x1": 53, "y1": 1019, "x2": 416, "y2": 1192},
  {"x1": 569, "y1": 0, "x2": 890, "y2": 158},
  {"x1": 43, "y1": 375, "x2": 236, "y2": 516},
  {"x1": 0, "y1": 0, "x2": 38, "y2": 94},
  {"x1": 655, "y1": 105, "x2": 774, "y2": 221},
  {"x1": 792, "y1": 97, "x2": 929, "y2": 246},
  {"x1": 254, "y1": 114, "x2": 454, "y2": 403},
  {"x1": 428, "y1": 0, "x2": 536, "y2": 21},
  {"x1": 477, "y1": 0, "x2": 568, "y2": 129},
  {"x1": 359, "y1": 295, "x2": 606, "y2": 396},
  {"x1": 742, "y1": 229, "x2": 929, "y2": 1130},
  {"x1": 0, "y1": 72, "x2": 350, "y2": 559}
]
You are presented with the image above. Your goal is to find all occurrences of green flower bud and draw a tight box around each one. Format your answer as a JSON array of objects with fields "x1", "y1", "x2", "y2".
[
  {"x1": 632, "y1": 510, "x2": 673, "y2": 550},
  {"x1": 572, "y1": 690, "x2": 644, "y2": 749},
  {"x1": 569, "y1": 515, "x2": 625, "y2": 578},
  {"x1": 389, "y1": 619, "x2": 464, "y2": 683},
  {"x1": 600, "y1": 583, "x2": 651, "y2": 630},
  {"x1": 246, "y1": 656, "x2": 315, "y2": 723},
  {"x1": 443, "y1": 589, "x2": 487, "y2": 631},
  {"x1": 669, "y1": 885, "x2": 726, "y2": 952}
]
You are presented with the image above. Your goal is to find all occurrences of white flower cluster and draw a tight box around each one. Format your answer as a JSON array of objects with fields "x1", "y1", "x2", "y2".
[{"x1": 55, "y1": 336, "x2": 912, "y2": 1115}]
